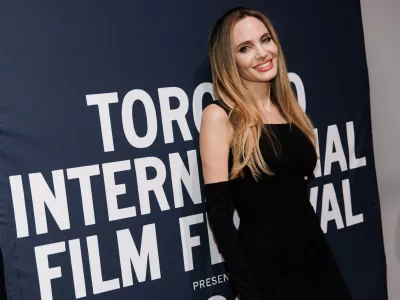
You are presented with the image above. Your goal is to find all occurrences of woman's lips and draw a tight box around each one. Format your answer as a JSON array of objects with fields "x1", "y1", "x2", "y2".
[{"x1": 254, "y1": 60, "x2": 273, "y2": 72}]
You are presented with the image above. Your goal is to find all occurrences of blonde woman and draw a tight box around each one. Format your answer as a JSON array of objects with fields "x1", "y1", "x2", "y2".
[{"x1": 200, "y1": 7, "x2": 352, "y2": 300}]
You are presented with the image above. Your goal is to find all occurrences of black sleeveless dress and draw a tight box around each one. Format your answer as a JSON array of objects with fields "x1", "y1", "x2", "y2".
[{"x1": 207, "y1": 100, "x2": 352, "y2": 300}]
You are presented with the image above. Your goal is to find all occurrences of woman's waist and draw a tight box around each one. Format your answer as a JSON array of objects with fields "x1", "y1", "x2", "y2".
[
  {"x1": 230, "y1": 175, "x2": 309, "y2": 196},
  {"x1": 236, "y1": 200, "x2": 315, "y2": 229},
  {"x1": 232, "y1": 192, "x2": 311, "y2": 218},
  {"x1": 237, "y1": 204, "x2": 319, "y2": 249}
]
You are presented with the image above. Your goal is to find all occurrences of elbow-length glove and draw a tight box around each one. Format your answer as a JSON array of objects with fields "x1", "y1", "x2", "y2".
[{"x1": 204, "y1": 181, "x2": 263, "y2": 300}]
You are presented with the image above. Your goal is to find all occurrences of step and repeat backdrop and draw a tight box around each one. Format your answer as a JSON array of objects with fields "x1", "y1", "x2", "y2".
[{"x1": 0, "y1": 1, "x2": 387, "y2": 299}]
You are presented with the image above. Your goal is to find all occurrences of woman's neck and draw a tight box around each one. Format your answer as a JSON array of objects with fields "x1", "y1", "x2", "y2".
[{"x1": 243, "y1": 80, "x2": 272, "y2": 107}]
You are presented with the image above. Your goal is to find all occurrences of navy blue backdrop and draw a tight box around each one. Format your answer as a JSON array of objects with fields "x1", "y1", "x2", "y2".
[{"x1": 0, "y1": 1, "x2": 387, "y2": 300}]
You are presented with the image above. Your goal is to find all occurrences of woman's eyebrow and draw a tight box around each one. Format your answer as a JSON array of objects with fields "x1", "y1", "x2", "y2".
[{"x1": 236, "y1": 32, "x2": 271, "y2": 49}]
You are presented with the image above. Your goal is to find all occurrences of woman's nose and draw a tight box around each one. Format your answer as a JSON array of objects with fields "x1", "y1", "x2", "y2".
[{"x1": 255, "y1": 45, "x2": 268, "y2": 59}]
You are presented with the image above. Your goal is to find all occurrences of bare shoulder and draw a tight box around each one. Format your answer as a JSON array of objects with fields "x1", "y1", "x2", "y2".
[
  {"x1": 201, "y1": 102, "x2": 229, "y2": 125},
  {"x1": 200, "y1": 103, "x2": 232, "y2": 142}
]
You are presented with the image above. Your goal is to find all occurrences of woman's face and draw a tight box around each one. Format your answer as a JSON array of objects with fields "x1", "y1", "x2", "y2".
[{"x1": 231, "y1": 16, "x2": 279, "y2": 84}]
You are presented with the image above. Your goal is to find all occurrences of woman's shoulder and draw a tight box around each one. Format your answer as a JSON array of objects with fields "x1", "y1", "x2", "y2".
[
  {"x1": 205, "y1": 100, "x2": 232, "y2": 115},
  {"x1": 201, "y1": 100, "x2": 234, "y2": 141},
  {"x1": 202, "y1": 100, "x2": 231, "y2": 123}
]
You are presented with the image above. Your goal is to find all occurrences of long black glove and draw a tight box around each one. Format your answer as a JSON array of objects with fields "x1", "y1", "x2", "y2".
[{"x1": 204, "y1": 181, "x2": 263, "y2": 300}]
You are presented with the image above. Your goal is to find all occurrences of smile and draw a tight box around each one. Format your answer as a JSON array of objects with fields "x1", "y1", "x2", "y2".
[
  {"x1": 254, "y1": 59, "x2": 273, "y2": 71},
  {"x1": 255, "y1": 61, "x2": 271, "y2": 69}
]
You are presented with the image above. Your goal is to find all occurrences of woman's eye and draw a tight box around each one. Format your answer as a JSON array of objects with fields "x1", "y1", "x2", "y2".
[
  {"x1": 239, "y1": 46, "x2": 249, "y2": 53},
  {"x1": 239, "y1": 38, "x2": 271, "y2": 53}
]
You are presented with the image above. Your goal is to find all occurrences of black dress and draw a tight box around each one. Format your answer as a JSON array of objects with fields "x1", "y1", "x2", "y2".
[{"x1": 204, "y1": 100, "x2": 352, "y2": 300}]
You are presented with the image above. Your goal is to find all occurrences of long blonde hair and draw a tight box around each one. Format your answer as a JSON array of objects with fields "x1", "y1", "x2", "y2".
[{"x1": 208, "y1": 7, "x2": 318, "y2": 181}]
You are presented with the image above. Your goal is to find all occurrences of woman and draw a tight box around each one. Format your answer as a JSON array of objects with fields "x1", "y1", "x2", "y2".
[{"x1": 199, "y1": 7, "x2": 352, "y2": 300}]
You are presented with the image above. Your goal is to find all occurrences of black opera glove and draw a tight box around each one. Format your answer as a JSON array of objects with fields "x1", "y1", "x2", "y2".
[{"x1": 204, "y1": 181, "x2": 263, "y2": 300}]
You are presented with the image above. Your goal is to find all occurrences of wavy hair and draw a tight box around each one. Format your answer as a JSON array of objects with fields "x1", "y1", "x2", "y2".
[{"x1": 208, "y1": 7, "x2": 318, "y2": 181}]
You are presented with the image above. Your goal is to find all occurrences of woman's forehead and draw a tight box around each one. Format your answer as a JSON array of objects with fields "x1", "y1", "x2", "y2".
[{"x1": 232, "y1": 17, "x2": 269, "y2": 44}]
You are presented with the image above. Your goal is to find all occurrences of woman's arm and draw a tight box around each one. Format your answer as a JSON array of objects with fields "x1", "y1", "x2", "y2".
[
  {"x1": 199, "y1": 103, "x2": 262, "y2": 300},
  {"x1": 200, "y1": 103, "x2": 232, "y2": 183}
]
